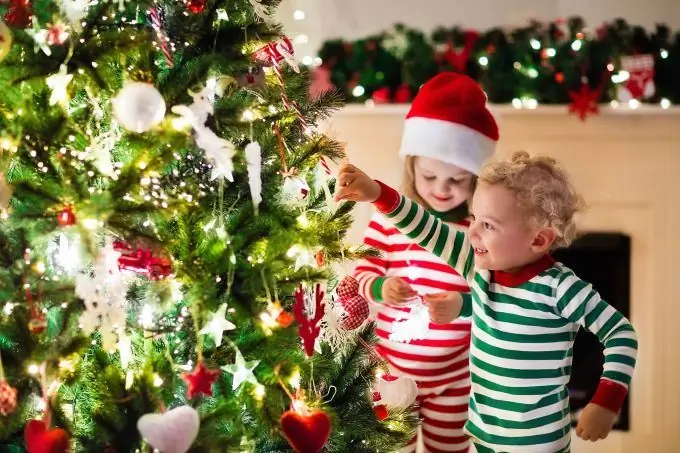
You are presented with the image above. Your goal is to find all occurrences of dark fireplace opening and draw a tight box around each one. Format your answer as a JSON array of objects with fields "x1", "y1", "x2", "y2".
[{"x1": 552, "y1": 232, "x2": 631, "y2": 431}]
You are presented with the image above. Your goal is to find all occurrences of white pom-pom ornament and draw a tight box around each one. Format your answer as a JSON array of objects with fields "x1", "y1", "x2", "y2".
[
  {"x1": 377, "y1": 375, "x2": 418, "y2": 409},
  {"x1": 113, "y1": 82, "x2": 166, "y2": 133}
]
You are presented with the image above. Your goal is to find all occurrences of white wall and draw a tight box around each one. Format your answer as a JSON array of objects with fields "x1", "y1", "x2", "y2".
[{"x1": 276, "y1": 0, "x2": 679, "y2": 63}]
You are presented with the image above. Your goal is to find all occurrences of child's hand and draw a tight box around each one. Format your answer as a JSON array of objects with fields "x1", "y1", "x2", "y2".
[
  {"x1": 423, "y1": 292, "x2": 464, "y2": 324},
  {"x1": 382, "y1": 277, "x2": 418, "y2": 305},
  {"x1": 575, "y1": 403, "x2": 617, "y2": 441},
  {"x1": 334, "y1": 163, "x2": 381, "y2": 202}
]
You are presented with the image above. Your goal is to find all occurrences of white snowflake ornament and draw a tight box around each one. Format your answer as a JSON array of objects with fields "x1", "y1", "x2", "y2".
[
  {"x1": 172, "y1": 81, "x2": 236, "y2": 182},
  {"x1": 76, "y1": 241, "x2": 134, "y2": 351},
  {"x1": 319, "y1": 296, "x2": 353, "y2": 353},
  {"x1": 388, "y1": 301, "x2": 430, "y2": 343}
]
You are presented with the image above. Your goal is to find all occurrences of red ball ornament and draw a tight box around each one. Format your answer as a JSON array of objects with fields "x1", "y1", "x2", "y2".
[
  {"x1": 373, "y1": 404, "x2": 389, "y2": 421},
  {"x1": 113, "y1": 241, "x2": 172, "y2": 280},
  {"x1": 4, "y1": 0, "x2": 32, "y2": 29},
  {"x1": 280, "y1": 408, "x2": 331, "y2": 453},
  {"x1": 28, "y1": 315, "x2": 47, "y2": 334},
  {"x1": 187, "y1": 0, "x2": 206, "y2": 14},
  {"x1": 181, "y1": 360, "x2": 220, "y2": 399},
  {"x1": 57, "y1": 206, "x2": 76, "y2": 227},
  {"x1": 0, "y1": 380, "x2": 18, "y2": 416},
  {"x1": 24, "y1": 419, "x2": 70, "y2": 453},
  {"x1": 276, "y1": 310, "x2": 294, "y2": 328},
  {"x1": 314, "y1": 250, "x2": 325, "y2": 268}
]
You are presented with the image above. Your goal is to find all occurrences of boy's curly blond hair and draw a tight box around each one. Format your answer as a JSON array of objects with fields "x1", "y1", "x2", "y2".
[{"x1": 478, "y1": 151, "x2": 586, "y2": 248}]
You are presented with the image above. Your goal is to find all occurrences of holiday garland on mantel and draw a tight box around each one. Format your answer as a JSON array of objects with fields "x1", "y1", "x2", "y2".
[{"x1": 313, "y1": 17, "x2": 680, "y2": 120}]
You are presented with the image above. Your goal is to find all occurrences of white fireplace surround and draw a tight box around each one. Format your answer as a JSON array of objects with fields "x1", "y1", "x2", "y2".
[{"x1": 319, "y1": 104, "x2": 680, "y2": 452}]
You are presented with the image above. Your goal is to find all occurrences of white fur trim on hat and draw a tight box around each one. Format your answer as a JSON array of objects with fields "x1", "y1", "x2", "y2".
[{"x1": 398, "y1": 117, "x2": 496, "y2": 175}]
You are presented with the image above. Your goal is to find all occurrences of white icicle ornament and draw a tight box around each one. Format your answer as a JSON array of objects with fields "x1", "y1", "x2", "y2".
[
  {"x1": 245, "y1": 142, "x2": 262, "y2": 213},
  {"x1": 171, "y1": 80, "x2": 236, "y2": 181}
]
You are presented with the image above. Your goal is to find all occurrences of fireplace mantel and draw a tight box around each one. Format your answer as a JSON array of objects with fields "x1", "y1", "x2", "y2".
[
  {"x1": 321, "y1": 106, "x2": 680, "y2": 452},
  {"x1": 337, "y1": 103, "x2": 680, "y2": 115}
]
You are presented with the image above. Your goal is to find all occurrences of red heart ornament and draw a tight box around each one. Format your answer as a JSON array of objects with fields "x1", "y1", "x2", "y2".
[
  {"x1": 24, "y1": 419, "x2": 70, "y2": 453},
  {"x1": 280, "y1": 409, "x2": 331, "y2": 453}
]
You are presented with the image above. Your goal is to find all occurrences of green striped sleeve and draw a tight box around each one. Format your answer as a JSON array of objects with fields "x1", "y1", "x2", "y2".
[
  {"x1": 460, "y1": 292, "x2": 473, "y2": 317},
  {"x1": 556, "y1": 271, "x2": 638, "y2": 390},
  {"x1": 370, "y1": 276, "x2": 386, "y2": 302},
  {"x1": 384, "y1": 196, "x2": 474, "y2": 280}
]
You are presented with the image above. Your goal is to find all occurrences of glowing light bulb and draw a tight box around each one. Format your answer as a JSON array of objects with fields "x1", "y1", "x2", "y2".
[
  {"x1": 254, "y1": 384, "x2": 266, "y2": 400},
  {"x1": 289, "y1": 370, "x2": 301, "y2": 389}
]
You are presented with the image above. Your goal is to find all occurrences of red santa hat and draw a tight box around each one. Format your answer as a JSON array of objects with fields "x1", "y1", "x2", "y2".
[{"x1": 399, "y1": 73, "x2": 499, "y2": 175}]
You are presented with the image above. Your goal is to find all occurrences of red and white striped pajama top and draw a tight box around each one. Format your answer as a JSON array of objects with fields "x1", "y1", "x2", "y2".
[{"x1": 353, "y1": 211, "x2": 473, "y2": 452}]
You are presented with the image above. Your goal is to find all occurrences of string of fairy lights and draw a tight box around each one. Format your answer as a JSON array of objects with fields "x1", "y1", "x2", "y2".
[{"x1": 0, "y1": 0, "x2": 330, "y2": 423}]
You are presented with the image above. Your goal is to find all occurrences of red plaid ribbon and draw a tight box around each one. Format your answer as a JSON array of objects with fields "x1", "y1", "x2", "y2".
[{"x1": 0, "y1": 380, "x2": 17, "y2": 416}]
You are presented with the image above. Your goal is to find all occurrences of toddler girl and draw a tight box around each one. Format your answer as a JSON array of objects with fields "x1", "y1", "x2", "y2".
[{"x1": 346, "y1": 73, "x2": 499, "y2": 453}]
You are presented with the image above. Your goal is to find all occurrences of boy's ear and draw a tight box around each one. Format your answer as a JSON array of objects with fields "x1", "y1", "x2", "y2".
[{"x1": 530, "y1": 228, "x2": 556, "y2": 253}]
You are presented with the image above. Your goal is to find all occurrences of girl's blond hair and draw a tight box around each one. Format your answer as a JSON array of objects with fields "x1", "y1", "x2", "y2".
[
  {"x1": 401, "y1": 156, "x2": 430, "y2": 209},
  {"x1": 478, "y1": 151, "x2": 586, "y2": 248}
]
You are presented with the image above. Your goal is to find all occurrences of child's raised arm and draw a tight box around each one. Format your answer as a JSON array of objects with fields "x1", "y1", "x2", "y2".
[{"x1": 335, "y1": 164, "x2": 475, "y2": 281}]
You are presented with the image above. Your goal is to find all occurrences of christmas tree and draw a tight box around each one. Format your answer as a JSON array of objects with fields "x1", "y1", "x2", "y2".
[{"x1": 0, "y1": 0, "x2": 417, "y2": 451}]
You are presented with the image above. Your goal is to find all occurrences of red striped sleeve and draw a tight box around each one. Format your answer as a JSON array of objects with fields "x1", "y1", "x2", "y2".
[{"x1": 353, "y1": 212, "x2": 396, "y2": 302}]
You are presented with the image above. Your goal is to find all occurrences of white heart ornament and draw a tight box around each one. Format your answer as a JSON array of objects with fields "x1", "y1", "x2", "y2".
[
  {"x1": 378, "y1": 375, "x2": 418, "y2": 410},
  {"x1": 137, "y1": 405, "x2": 200, "y2": 453}
]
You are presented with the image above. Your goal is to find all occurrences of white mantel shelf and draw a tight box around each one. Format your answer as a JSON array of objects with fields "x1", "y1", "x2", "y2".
[{"x1": 335, "y1": 103, "x2": 680, "y2": 116}]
